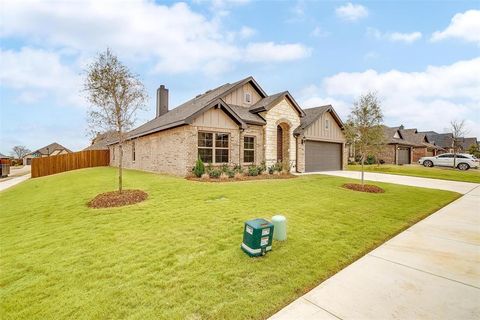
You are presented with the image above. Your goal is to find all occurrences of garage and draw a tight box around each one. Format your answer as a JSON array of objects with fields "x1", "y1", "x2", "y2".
[
  {"x1": 305, "y1": 140, "x2": 342, "y2": 172},
  {"x1": 397, "y1": 147, "x2": 411, "y2": 165}
]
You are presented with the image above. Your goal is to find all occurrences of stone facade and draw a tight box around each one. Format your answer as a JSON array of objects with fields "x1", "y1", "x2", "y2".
[{"x1": 261, "y1": 98, "x2": 302, "y2": 171}]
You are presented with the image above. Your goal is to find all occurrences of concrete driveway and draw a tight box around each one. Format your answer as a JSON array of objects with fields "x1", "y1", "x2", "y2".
[
  {"x1": 270, "y1": 172, "x2": 480, "y2": 320},
  {"x1": 0, "y1": 165, "x2": 31, "y2": 192}
]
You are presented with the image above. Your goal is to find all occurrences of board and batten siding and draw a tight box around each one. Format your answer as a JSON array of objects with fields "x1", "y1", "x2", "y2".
[
  {"x1": 304, "y1": 112, "x2": 345, "y2": 142},
  {"x1": 192, "y1": 107, "x2": 238, "y2": 129},
  {"x1": 222, "y1": 83, "x2": 262, "y2": 107}
]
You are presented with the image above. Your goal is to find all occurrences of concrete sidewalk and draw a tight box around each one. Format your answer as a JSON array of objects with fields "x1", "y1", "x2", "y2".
[
  {"x1": 0, "y1": 174, "x2": 30, "y2": 192},
  {"x1": 270, "y1": 174, "x2": 480, "y2": 320}
]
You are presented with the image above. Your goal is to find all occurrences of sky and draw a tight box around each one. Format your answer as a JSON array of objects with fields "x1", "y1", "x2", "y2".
[{"x1": 0, "y1": 0, "x2": 479, "y2": 154}]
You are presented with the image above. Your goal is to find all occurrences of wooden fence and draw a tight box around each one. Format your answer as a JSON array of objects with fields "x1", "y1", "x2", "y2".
[{"x1": 31, "y1": 150, "x2": 110, "y2": 178}]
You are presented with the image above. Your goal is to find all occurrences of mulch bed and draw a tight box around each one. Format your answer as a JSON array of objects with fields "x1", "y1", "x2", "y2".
[
  {"x1": 187, "y1": 174, "x2": 297, "y2": 183},
  {"x1": 87, "y1": 189, "x2": 148, "y2": 208},
  {"x1": 342, "y1": 183, "x2": 385, "y2": 193}
]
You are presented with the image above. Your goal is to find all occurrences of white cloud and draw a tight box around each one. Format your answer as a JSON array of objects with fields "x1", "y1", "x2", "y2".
[
  {"x1": 310, "y1": 26, "x2": 329, "y2": 38},
  {"x1": 0, "y1": 47, "x2": 83, "y2": 106},
  {"x1": 431, "y1": 10, "x2": 480, "y2": 44},
  {"x1": 0, "y1": 0, "x2": 308, "y2": 75},
  {"x1": 367, "y1": 28, "x2": 422, "y2": 43},
  {"x1": 388, "y1": 32, "x2": 422, "y2": 43},
  {"x1": 244, "y1": 42, "x2": 312, "y2": 63},
  {"x1": 300, "y1": 58, "x2": 480, "y2": 137},
  {"x1": 335, "y1": 3, "x2": 368, "y2": 22}
]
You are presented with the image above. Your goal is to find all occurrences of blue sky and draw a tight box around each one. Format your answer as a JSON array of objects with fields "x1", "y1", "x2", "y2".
[{"x1": 1, "y1": 0, "x2": 479, "y2": 154}]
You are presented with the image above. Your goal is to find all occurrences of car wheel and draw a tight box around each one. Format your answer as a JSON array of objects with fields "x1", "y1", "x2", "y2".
[
  {"x1": 457, "y1": 163, "x2": 470, "y2": 171},
  {"x1": 423, "y1": 160, "x2": 433, "y2": 167}
]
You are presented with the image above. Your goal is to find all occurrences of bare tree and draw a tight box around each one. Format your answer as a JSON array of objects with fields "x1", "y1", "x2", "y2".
[
  {"x1": 344, "y1": 92, "x2": 385, "y2": 186},
  {"x1": 83, "y1": 49, "x2": 148, "y2": 193},
  {"x1": 450, "y1": 120, "x2": 467, "y2": 168},
  {"x1": 11, "y1": 145, "x2": 31, "y2": 159}
]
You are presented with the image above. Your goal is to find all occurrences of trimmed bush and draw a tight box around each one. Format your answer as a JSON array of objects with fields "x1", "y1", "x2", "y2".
[{"x1": 192, "y1": 158, "x2": 205, "y2": 177}]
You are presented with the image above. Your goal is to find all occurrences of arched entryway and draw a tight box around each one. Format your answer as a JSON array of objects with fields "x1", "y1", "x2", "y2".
[{"x1": 276, "y1": 122, "x2": 291, "y2": 165}]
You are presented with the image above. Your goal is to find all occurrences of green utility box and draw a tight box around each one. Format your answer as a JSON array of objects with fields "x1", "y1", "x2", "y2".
[{"x1": 241, "y1": 218, "x2": 274, "y2": 257}]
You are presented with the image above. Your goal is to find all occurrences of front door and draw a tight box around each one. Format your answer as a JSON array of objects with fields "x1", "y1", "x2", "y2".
[{"x1": 277, "y1": 125, "x2": 283, "y2": 162}]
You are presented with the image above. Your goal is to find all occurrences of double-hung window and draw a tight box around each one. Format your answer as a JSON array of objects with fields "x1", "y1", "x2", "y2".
[
  {"x1": 198, "y1": 132, "x2": 229, "y2": 163},
  {"x1": 243, "y1": 136, "x2": 255, "y2": 163}
]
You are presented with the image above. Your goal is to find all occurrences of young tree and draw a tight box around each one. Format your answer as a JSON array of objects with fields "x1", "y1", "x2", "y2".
[
  {"x1": 11, "y1": 145, "x2": 31, "y2": 159},
  {"x1": 450, "y1": 120, "x2": 467, "y2": 168},
  {"x1": 83, "y1": 49, "x2": 148, "y2": 193},
  {"x1": 344, "y1": 92, "x2": 385, "y2": 186},
  {"x1": 466, "y1": 143, "x2": 480, "y2": 158}
]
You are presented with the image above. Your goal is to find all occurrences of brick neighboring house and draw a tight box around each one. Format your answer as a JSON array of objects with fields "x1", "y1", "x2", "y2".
[
  {"x1": 420, "y1": 132, "x2": 478, "y2": 155},
  {"x1": 376, "y1": 126, "x2": 443, "y2": 165},
  {"x1": 108, "y1": 77, "x2": 347, "y2": 176},
  {"x1": 23, "y1": 142, "x2": 72, "y2": 165}
]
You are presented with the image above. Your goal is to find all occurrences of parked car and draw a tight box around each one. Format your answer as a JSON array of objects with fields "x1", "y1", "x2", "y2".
[{"x1": 418, "y1": 153, "x2": 479, "y2": 170}]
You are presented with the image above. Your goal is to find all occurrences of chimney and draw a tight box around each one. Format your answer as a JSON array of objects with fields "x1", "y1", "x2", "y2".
[{"x1": 156, "y1": 85, "x2": 169, "y2": 117}]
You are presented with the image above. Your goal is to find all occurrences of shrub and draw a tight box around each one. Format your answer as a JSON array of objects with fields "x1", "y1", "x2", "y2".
[
  {"x1": 208, "y1": 168, "x2": 222, "y2": 179},
  {"x1": 219, "y1": 172, "x2": 229, "y2": 180},
  {"x1": 192, "y1": 158, "x2": 205, "y2": 177},
  {"x1": 247, "y1": 165, "x2": 260, "y2": 176},
  {"x1": 234, "y1": 172, "x2": 244, "y2": 179},
  {"x1": 226, "y1": 168, "x2": 235, "y2": 178},
  {"x1": 366, "y1": 155, "x2": 376, "y2": 165},
  {"x1": 233, "y1": 164, "x2": 243, "y2": 173}
]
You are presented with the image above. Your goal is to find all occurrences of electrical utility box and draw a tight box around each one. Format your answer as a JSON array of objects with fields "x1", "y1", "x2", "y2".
[{"x1": 241, "y1": 218, "x2": 274, "y2": 257}]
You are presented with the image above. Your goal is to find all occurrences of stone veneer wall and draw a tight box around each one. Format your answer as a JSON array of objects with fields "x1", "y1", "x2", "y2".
[
  {"x1": 296, "y1": 137, "x2": 305, "y2": 172},
  {"x1": 262, "y1": 98, "x2": 301, "y2": 171}
]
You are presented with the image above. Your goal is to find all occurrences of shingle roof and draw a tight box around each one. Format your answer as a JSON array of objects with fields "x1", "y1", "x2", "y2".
[
  {"x1": 382, "y1": 126, "x2": 419, "y2": 146},
  {"x1": 123, "y1": 76, "x2": 267, "y2": 141},
  {"x1": 460, "y1": 137, "x2": 478, "y2": 150},
  {"x1": 420, "y1": 132, "x2": 454, "y2": 149},
  {"x1": 293, "y1": 105, "x2": 331, "y2": 135},
  {"x1": 32, "y1": 142, "x2": 72, "y2": 155},
  {"x1": 83, "y1": 131, "x2": 118, "y2": 151},
  {"x1": 249, "y1": 91, "x2": 305, "y2": 117}
]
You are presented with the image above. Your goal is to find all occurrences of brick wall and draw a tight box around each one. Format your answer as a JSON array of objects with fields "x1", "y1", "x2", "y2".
[
  {"x1": 413, "y1": 147, "x2": 427, "y2": 162},
  {"x1": 377, "y1": 145, "x2": 396, "y2": 164}
]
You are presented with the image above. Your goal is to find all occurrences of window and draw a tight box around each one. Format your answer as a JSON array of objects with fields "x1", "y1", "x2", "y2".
[
  {"x1": 325, "y1": 119, "x2": 330, "y2": 130},
  {"x1": 132, "y1": 140, "x2": 136, "y2": 162},
  {"x1": 438, "y1": 154, "x2": 453, "y2": 158},
  {"x1": 244, "y1": 92, "x2": 252, "y2": 104},
  {"x1": 198, "y1": 132, "x2": 229, "y2": 163},
  {"x1": 393, "y1": 131, "x2": 400, "y2": 139},
  {"x1": 244, "y1": 136, "x2": 255, "y2": 163}
]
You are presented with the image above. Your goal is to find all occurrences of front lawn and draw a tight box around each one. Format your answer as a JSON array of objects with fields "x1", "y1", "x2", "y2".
[
  {"x1": 348, "y1": 164, "x2": 480, "y2": 183},
  {"x1": 0, "y1": 167, "x2": 459, "y2": 319}
]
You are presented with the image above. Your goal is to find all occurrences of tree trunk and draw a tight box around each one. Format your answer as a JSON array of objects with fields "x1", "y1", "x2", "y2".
[
  {"x1": 453, "y1": 147, "x2": 457, "y2": 169},
  {"x1": 118, "y1": 143, "x2": 123, "y2": 193},
  {"x1": 361, "y1": 155, "x2": 365, "y2": 186}
]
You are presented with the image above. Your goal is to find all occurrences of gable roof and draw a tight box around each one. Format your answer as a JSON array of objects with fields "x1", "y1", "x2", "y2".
[
  {"x1": 29, "y1": 142, "x2": 72, "y2": 156},
  {"x1": 249, "y1": 91, "x2": 306, "y2": 117},
  {"x1": 419, "y1": 132, "x2": 454, "y2": 149},
  {"x1": 400, "y1": 128, "x2": 443, "y2": 150},
  {"x1": 293, "y1": 105, "x2": 343, "y2": 135},
  {"x1": 121, "y1": 77, "x2": 267, "y2": 141}
]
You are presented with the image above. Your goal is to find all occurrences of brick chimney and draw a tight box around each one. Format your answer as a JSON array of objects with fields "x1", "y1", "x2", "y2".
[{"x1": 156, "y1": 85, "x2": 169, "y2": 117}]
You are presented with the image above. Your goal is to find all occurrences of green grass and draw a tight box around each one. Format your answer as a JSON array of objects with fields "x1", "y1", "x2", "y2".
[
  {"x1": 0, "y1": 167, "x2": 460, "y2": 319},
  {"x1": 348, "y1": 164, "x2": 480, "y2": 183}
]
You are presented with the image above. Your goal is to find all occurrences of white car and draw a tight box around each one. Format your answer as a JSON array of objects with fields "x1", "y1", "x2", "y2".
[{"x1": 418, "y1": 153, "x2": 479, "y2": 170}]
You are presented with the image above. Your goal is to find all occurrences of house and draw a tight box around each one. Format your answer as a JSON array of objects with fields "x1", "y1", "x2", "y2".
[
  {"x1": 376, "y1": 126, "x2": 443, "y2": 165},
  {"x1": 108, "y1": 77, "x2": 346, "y2": 176},
  {"x1": 83, "y1": 131, "x2": 117, "y2": 151},
  {"x1": 420, "y1": 131, "x2": 454, "y2": 154},
  {"x1": 459, "y1": 137, "x2": 478, "y2": 152},
  {"x1": 23, "y1": 142, "x2": 72, "y2": 165}
]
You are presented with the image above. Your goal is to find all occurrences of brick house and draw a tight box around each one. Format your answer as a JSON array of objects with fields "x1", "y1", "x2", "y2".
[
  {"x1": 377, "y1": 126, "x2": 443, "y2": 165},
  {"x1": 108, "y1": 77, "x2": 346, "y2": 176}
]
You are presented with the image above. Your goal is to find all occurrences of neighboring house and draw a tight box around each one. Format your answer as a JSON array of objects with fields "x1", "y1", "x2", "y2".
[
  {"x1": 83, "y1": 131, "x2": 117, "y2": 151},
  {"x1": 459, "y1": 137, "x2": 478, "y2": 152},
  {"x1": 397, "y1": 128, "x2": 443, "y2": 162},
  {"x1": 420, "y1": 131, "x2": 454, "y2": 154},
  {"x1": 0, "y1": 152, "x2": 11, "y2": 160},
  {"x1": 23, "y1": 142, "x2": 72, "y2": 165},
  {"x1": 108, "y1": 77, "x2": 347, "y2": 176},
  {"x1": 376, "y1": 126, "x2": 443, "y2": 165}
]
